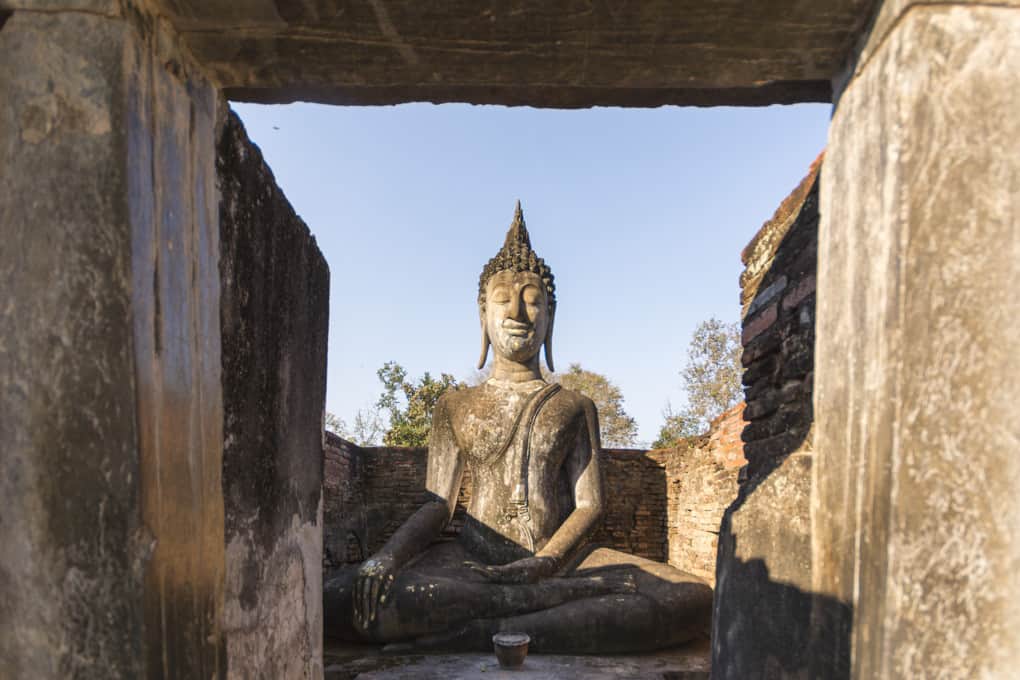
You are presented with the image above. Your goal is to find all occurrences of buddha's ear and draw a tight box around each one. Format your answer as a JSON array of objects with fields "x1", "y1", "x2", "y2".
[
  {"x1": 544, "y1": 307, "x2": 556, "y2": 373},
  {"x1": 477, "y1": 307, "x2": 490, "y2": 370}
]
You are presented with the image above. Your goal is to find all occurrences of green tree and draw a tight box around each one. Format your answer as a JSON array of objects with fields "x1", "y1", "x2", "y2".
[
  {"x1": 325, "y1": 407, "x2": 386, "y2": 446},
  {"x1": 654, "y1": 318, "x2": 742, "y2": 448},
  {"x1": 652, "y1": 403, "x2": 701, "y2": 449},
  {"x1": 377, "y1": 361, "x2": 460, "y2": 447},
  {"x1": 553, "y1": 363, "x2": 639, "y2": 448}
]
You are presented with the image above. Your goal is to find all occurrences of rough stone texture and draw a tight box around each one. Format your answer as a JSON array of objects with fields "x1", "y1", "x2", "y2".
[
  {"x1": 815, "y1": 5, "x2": 1020, "y2": 678},
  {"x1": 218, "y1": 109, "x2": 329, "y2": 680},
  {"x1": 143, "y1": 0, "x2": 877, "y2": 108},
  {"x1": 712, "y1": 454, "x2": 843, "y2": 680},
  {"x1": 711, "y1": 158, "x2": 824, "y2": 679},
  {"x1": 0, "y1": 8, "x2": 226, "y2": 679},
  {"x1": 666, "y1": 404, "x2": 745, "y2": 585}
]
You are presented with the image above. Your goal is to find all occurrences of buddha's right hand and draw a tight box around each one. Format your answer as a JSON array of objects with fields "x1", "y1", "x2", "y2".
[
  {"x1": 464, "y1": 555, "x2": 558, "y2": 584},
  {"x1": 354, "y1": 553, "x2": 398, "y2": 632}
]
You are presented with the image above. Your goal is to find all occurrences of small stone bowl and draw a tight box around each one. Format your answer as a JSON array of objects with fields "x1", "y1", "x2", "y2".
[{"x1": 492, "y1": 632, "x2": 530, "y2": 669}]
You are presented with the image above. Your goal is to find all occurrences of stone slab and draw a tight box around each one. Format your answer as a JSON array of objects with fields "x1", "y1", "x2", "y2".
[
  {"x1": 148, "y1": 0, "x2": 874, "y2": 107},
  {"x1": 324, "y1": 640, "x2": 710, "y2": 680}
]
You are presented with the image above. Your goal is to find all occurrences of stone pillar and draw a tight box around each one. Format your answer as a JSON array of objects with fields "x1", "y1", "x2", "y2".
[
  {"x1": 815, "y1": 2, "x2": 1020, "y2": 677},
  {"x1": 0, "y1": 4, "x2": 225, "y2": 677}
]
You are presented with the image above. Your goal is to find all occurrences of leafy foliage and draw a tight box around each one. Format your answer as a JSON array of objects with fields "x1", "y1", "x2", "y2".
[
  {"x1": 652, "y1": 403, "x2": 701, "y2": 449},
  {"x1": 654, "y1": 318, "x2": 742, "y2": 448},
  {"x1": 552, "y1": 363, "x2": 639, "y2": 448},
  {"x1": 325, "y1": 407, "x2": 386, "y2": 447},
  {"x1": 377, "y1": 361, "x2": 460, "y2": 447}
]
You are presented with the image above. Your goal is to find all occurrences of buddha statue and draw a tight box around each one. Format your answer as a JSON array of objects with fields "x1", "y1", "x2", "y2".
[{"x1": 324, "y1": 202, "x2": 712, "y2": 653}]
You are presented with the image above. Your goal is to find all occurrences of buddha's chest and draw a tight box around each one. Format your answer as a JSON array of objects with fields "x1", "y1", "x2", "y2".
[{"x1": 451, "y1": 389, "x2": 580, "y2": 473}]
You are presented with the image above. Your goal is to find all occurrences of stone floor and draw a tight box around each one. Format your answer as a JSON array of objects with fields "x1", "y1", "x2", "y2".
[{"x1": 324, "y1": 638, "x2": 711, "y2": 679}]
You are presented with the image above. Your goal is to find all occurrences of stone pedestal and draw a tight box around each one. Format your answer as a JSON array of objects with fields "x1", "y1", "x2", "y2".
[
  {"x1": 815, "y1": 3, "x2": 1020, "y2": 677},
  {"x1": 0, "y1": 6, "x2": 225, "y2": 677}
]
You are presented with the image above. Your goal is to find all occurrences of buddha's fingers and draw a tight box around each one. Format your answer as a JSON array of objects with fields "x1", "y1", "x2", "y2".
[
  {"x1": 352, "y1": 577, "x2": 363, "y2": 627},
  {"x1": 357, "y1": 576, "x2": 371, "y2": 630},
  {"x1": 463, "y1": 560, "x2": 500, "y2": 581},
  {"x1": 368, "y1": 577, "x2": 382, "y2": 622},
  {"x1": 379, "y1": 573, "x2": 395, "y2": 605}
]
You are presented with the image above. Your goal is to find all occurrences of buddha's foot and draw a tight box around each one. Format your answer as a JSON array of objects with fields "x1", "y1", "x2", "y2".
[
  {"x1": 539, "y1": 570, "x2": 637, "y2": 598},
  {"x1": 379, "y1": 573, "x2": 637, "y2": 654},
  {"x1": 579, "y1": 570, "x2": 638, "y2": 595}
]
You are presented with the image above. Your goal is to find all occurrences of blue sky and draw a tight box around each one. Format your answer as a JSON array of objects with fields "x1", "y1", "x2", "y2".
[{"x1": 232, "y1": 102, "x2": 829, "y2": 444}]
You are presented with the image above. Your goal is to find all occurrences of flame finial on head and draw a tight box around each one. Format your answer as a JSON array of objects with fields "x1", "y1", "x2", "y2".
[{"x1": 477, "y1": 200, "x2": 556, "y2": 309}]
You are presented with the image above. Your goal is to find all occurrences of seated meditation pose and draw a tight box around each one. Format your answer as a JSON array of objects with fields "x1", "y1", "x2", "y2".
[{"x1": 325, "y1": 203, "x2": 712, "y2": 653}]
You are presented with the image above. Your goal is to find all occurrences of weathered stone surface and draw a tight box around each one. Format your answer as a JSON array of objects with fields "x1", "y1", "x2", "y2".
[
  {"x1": 0, "y1": 8, "x2": 225, "y2": 678},
  {"x1": 853, "y1": 0, "x2": 1020, "y2": 78},
  {"x1": 712, "y1": 454, "x2": 846, "y2": 680},
  {"x1": 0, "y1": 12, "x2": 144, "y2": 678},
  {"x1": 219, "y1": 109, "x2": 329, "y2": 680},
  {"x1": 127, "y1": 17, "x2": 227, "y2": 680},
  {"x1": 144, "y1": 0, "x2": 875, "y2": 108},
  {"x1": 816, "y1": 5, "x2": 1020, "y2": 678}
]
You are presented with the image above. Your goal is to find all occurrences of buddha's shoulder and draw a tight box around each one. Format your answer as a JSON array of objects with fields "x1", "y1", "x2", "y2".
[
  {"x1": 434, "y1": 384, "x2": 474, "y2": 412},
  {"x1": 436, "y1": 382, "x2": 592, "y2": 416},
  {"x1": 547, "y1": 385, "x2": 596, "y2": 419}
]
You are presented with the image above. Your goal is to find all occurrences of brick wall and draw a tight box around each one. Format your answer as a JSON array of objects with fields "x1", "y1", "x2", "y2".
[
  {"x1": 738, "y1": 153, "x2": 820, "y2": 480},
  {"x1": 592, "y1": 449, "x2": 670, "y2": 561},
  {"x1": 323, "y1": 434, "x2": 364, "y2": 567},
  {"x1": 665, "y1": 403, "x2": 746, "y2": 584}
]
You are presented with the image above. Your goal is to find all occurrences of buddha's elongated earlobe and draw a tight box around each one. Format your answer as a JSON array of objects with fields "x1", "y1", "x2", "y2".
[
  {"x1": 544, "y1": 309, "x2": 555, "y2": 373},
  {"x1": 477, "y1": 313, "x2": 491, "y2": 370}
]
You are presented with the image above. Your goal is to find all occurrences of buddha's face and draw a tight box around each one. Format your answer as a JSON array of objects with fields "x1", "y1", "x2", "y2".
[{"x1": 483, "y1": 270, "x2": 551, "y2": 363}]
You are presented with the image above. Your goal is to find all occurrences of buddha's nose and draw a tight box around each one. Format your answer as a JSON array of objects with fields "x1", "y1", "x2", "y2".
[{"x1": 508, "y1": 292, "x2": 524, "y2": 320}]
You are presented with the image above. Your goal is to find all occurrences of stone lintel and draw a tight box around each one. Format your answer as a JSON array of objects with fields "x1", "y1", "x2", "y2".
[{"x1": 144, "y1": 0, "x2": 876, "y2": 108}]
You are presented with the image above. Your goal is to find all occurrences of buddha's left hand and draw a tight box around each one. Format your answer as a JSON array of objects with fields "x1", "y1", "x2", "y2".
[{"x1": 465, "y1": 556, "x2": 557, "y2": 584}]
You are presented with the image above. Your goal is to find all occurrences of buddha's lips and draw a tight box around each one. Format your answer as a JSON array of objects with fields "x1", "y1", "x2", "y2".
[{"x1": 502, "y1": 321, "x2": 532, "y2": 337}]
